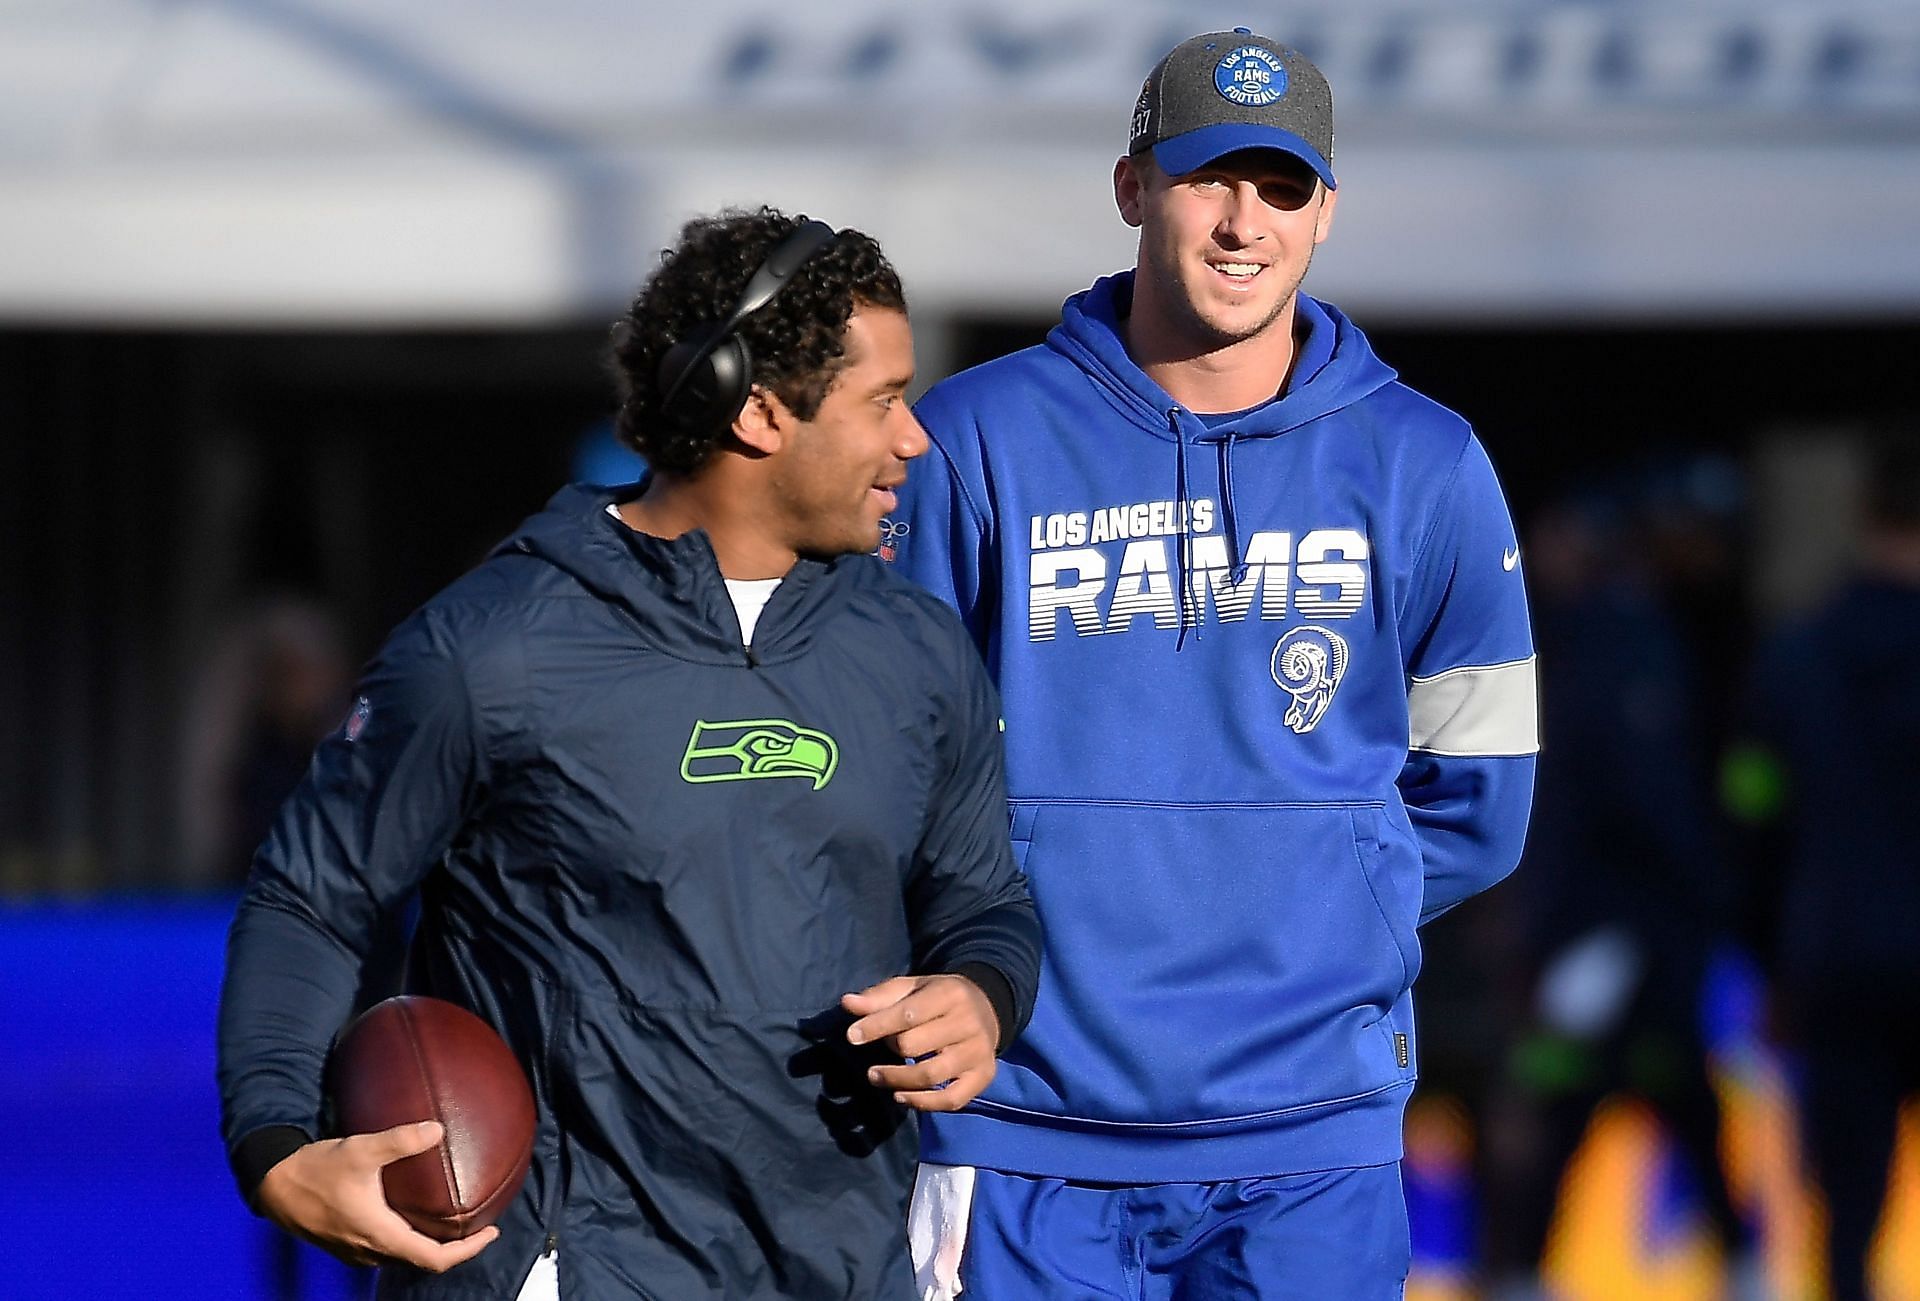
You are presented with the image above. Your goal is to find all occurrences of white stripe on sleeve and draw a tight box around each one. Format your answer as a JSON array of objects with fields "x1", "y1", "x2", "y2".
[{"x1": 1407, "y1": 656, "x2": 1540, "y2": 756}]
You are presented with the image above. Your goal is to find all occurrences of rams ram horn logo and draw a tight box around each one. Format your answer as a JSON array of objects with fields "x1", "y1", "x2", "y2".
[
  {"x1": 680, "y1": 718, "x2": 839, "y2": 790},
  {"x1": 1270, "y1": 626, "x2": 1349, "y2": 735}
]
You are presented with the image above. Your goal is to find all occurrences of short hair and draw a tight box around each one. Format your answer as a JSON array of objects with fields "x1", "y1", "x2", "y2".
[{"x1": 607, "y1": 207, "x2": 906, "y2": 475}]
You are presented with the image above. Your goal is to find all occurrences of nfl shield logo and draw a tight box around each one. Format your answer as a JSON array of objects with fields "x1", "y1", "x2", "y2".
[
  {"x1": 343, "y1": 695, "x2": 372, "y2": 742},
  {"x1": 875, "y1": 517, "x2": 909, "y2": 564}
]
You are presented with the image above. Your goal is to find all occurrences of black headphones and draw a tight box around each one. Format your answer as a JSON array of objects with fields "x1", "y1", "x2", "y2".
[{"x1": 654, "y1": 218, "x2": 839, "y2": 439}]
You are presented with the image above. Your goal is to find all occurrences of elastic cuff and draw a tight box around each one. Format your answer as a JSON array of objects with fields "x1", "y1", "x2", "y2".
[
  {"x1": 231, "y1": 1125, "x2": 313, "y2": 1214},
  {"x1": 949, "y1": 962, "x2": 1018, "y2": 1054}
]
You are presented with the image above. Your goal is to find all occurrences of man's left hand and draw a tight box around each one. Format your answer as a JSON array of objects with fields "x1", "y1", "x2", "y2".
[{"x1": 840, "y1": 974, "x2": 1000, "y2": 1112}]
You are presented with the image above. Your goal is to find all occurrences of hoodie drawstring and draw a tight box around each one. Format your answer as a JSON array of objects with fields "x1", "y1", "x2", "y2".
[
  {"x1": 1173, "y1": 417, "x2": 1249, "y2": 649},
  {"x1": 1171, "y1": 409, "x2": 1194, "y2": 651},
  {"x1": 1221, "y1": 433, "x2": 1248, "y2": 585}
]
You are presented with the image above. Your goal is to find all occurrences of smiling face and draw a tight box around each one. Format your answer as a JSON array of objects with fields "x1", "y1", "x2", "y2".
[
  {"x1": 1117, "y1": 147, "x2": 1337, "y2": 355},
  {"x1": 769, "y1": 306, "x2": 927, "y2": 558}
]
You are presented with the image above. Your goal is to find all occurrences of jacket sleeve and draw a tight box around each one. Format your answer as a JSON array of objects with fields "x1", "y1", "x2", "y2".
[
  {"x1": 1396, "y1": 434, "x2": 1539, "y2": 924},
  {"x1": 892, "y1": 392, "x2": 997, "y2": 649},
  {"x1": 903, "y1": 611, "x2": 1041, "y2": 1050},
  {"x1": 216, "y1": 607, "x2": 489, "y2": 1199}
]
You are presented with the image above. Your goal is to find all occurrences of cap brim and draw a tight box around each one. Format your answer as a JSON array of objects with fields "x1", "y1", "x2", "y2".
[{"x1": 1152, "y1": 124, "x2": 1336, "y2": 190}]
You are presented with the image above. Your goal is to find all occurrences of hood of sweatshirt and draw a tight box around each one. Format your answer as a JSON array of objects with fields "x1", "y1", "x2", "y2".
[
  {"x1": 494, "y1": 481, "x2": 853, "y2": 667},
  {"x1": 1046, "y1": 272, "x2": 1400, "y2": 623},
  {"x1": 1046, "y1": 270, "x2": 1399, "y2": 444}
]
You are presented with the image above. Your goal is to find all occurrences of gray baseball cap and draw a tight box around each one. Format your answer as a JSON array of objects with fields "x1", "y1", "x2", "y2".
[{"x1": 1128, "y1": 28, "x2": 1336, "y2": 190}]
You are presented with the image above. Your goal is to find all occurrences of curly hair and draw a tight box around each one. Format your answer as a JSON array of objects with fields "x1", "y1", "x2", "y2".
[{"x1": 606, "y1": 207, "x2": 906, "y2": 476}]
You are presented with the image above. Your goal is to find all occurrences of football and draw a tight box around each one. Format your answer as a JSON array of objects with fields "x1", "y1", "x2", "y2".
[{"x1": 330, "y1": 995, "x2": 537, "y2": 1241}]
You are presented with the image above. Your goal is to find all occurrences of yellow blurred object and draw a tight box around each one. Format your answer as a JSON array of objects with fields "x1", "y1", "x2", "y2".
[
  {"x1": 1529, "y1": 1079, "x2": 1919, "y2": 1301},
  {"x1": 1402, "y1": 1072, "x2": 1919, "y2": 1298},
  {"x1": 1714, "y1": 1051, "x2": 1827, "y2": 1299},
  {"x1": 1540, "y1": 1097, "x2": 1723, "y2": 1301},
  {"x1": 1870, "y1": 1102, "x2": 1920, "y2": 1301}
]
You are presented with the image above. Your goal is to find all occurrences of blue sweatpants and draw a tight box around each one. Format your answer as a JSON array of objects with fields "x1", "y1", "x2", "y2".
[{"x1": 956, "y1": 1163, "x2": 1409, "y2": 1300}]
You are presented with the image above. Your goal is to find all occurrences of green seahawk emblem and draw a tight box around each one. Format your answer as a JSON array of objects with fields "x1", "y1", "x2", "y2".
[{"x1": 679, "y1": 718, "x2": 839, "y2": 790}]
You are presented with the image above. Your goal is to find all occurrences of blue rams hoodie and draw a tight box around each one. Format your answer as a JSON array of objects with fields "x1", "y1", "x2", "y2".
[{"x1": 888, "y1": 274, "x2": 1538, "y2": 1182}]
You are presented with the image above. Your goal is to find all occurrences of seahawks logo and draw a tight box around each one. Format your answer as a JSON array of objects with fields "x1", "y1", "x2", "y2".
[{"x1": 680, "y1": 718, "x2": 839, "y2": 790}]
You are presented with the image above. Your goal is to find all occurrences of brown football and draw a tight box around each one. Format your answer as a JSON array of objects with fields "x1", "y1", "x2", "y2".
[{"x1": 331, "y1": 995, "x2": 536, "y2": 1242}]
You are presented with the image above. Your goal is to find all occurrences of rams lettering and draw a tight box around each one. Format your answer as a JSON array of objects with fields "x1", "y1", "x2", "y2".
[{"x1": 1026, "y1": 523, "x2": 1368, "y2": 642}]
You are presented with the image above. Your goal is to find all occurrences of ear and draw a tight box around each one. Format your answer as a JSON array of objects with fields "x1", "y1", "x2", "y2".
[
  {"x1": 730, "y1": 387, "x2": 793, "y2": 456},
  {"x1": 1114, "y1": 156, "x2": 1146, "y2": 229},
  {"x1": 1312, "y1": 185, "x2": 1339, "y2": 245}
]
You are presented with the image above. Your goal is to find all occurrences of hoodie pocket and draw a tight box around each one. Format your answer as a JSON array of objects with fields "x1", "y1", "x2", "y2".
[
  {"x1": 988, "y1": 799, "x2": 1417, "y2": 1128},
  {"x1": 1350, "y1": 806, "x2": 1422, "y2": 991},
  {"x1": 1009, "y1": 803, "x2": 1039, "y2": 872}
]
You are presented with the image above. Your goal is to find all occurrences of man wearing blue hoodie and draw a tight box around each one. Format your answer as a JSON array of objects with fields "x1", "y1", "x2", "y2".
[
  {"x1": 888, "y1": 31, "x2": 1537, "y2": 1299},
  {"x1": 218, "y1": 209, "x2": 1041, "y2": 1299}
]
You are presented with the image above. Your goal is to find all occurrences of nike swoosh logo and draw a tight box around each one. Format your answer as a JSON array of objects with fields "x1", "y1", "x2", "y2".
[{"x1": 1503, "y1": 547, "x2": 1520, "y2": 571}]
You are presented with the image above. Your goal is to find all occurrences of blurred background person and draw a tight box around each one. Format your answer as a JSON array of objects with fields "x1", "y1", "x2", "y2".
[
  {"x1": 1731, "y1": 437, "x2": 1920, "y2": 1301},
  {"x1": 1477, "y1": 487, "x2": 1745, "y2": 1297},
  {"x1": 179, "y1": 598, "x2": 353, "y2": 887}
]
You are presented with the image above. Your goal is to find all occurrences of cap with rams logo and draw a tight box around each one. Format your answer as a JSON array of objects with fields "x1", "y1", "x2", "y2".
[{"x1": 1128, "y1": 28, "x2": 1336, "y2": 190}]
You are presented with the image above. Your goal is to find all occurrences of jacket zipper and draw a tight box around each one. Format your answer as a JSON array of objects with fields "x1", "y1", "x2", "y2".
[{"x1": 537, "y1": 992, "x2": 565, "y2": 1286}]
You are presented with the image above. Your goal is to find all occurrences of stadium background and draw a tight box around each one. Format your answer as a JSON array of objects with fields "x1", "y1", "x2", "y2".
[{"x1": 3, "y1": 2, "x2": 1918, "y2": 1296}]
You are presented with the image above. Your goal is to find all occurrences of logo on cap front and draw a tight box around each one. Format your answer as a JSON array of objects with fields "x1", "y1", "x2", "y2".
[{"x1": 1215, "y1": 45, "x2": 1288, "y2": 107}]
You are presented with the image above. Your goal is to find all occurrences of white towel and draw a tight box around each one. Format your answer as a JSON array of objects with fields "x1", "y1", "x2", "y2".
[{"x1": 908, "y1": 1162, "x2": 978, "y2": 1301}]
